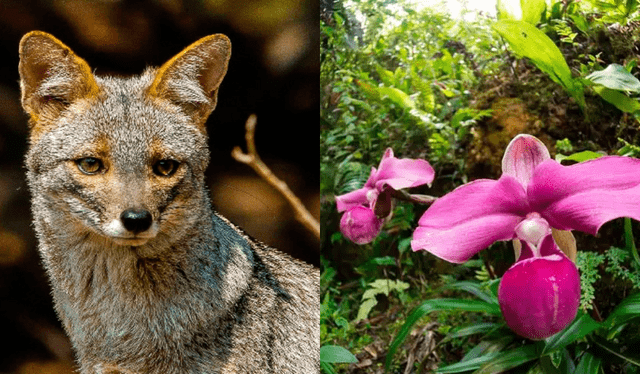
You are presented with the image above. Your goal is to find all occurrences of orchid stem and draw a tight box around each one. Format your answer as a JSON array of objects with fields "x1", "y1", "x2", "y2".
[
  {"x1": 591, "y1": 302, "x2": 603, "y2": 322},
  {"x1": 482, "y1": 251, "x2": 496, "y2": 280},
  {"x1": 623, "y1": 218, "x2": 640, "y2": 267}
]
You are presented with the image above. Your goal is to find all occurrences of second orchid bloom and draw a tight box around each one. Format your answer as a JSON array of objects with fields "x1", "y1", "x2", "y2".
[{"x1": 335, "y1": 148, "x2": 435, "y2": 244}]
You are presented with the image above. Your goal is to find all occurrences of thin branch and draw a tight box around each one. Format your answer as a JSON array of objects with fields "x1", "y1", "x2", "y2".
[{"x1": 231, "y1": 115, "x2": 320, "y2": 240}]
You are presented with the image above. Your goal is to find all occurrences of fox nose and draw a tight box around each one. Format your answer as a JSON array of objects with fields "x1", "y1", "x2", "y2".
[{"x1": 120, "y1": 208, "x2": 152, "y2": 234}]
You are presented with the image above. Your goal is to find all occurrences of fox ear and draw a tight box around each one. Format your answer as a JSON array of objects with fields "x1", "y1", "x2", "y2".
[
  {"x1": 148, "y1": 34, "x2": 231, "y2": 128},
  {"x1": 19, "y1": 31, "x2": 100, "y2": 123}
]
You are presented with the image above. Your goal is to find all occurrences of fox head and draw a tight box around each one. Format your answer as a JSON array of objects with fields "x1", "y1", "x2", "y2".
[{"x1": 19, "y1": 31, "x2": 231, "y2": 249}]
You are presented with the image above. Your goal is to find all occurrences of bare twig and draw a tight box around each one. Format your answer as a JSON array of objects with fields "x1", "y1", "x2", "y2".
[{"x1": 231, "y1": 115, "x2": 320, "y2": 240}]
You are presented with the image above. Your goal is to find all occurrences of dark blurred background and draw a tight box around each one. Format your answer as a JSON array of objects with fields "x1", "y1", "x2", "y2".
[{"x1": 0, "y1": 0, "x2": 318, "y2": 372}]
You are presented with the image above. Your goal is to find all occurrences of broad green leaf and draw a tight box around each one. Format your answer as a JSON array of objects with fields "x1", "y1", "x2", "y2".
[
  {"x1": 375, "y1": 86, "x2": 416, "y2": 109},
  {"x1": 446, "y1": 323, "x2": 501, "y2": 339},
  {"x1": 356, "y1": 297, "x2": 377, "y2": 321},
  {"x1": 569, "y1": 14, "x2": 590, "y2": 35},
  {"x1": 367, "y1": 256, "x2": 397, "y2": 266},
  {"x1": 496, "y1": 0, "x2": 520, "y2": 20},
  {"x1": 385, "y1": 299, "x2": 501, "y2": 371},
  {"x1": 521, "y1": 0, "x2": 546, "y2": 25},
  {"x1": 462, "y1": 336, "x2": 514, "y2": 362},
  {"x1": 586, "y1": 64, "x2": 640, "y2": 92},
  {"x1": 574, "y1": 352, "x2": 601, "y2": 374},
  {"x1": 398, "y1": 237, "x2": 412, "y2": 254},
  {"x1": 475, "y1": 344, "x2": 541, "y2": 374},
  {"x1": 493, "y1": 20, "x2": 585, "y2": 110},
  {"x1": 592, "y1": 335, "x2": 640, "y2": 367},
  {"x1": 439, "y1": 281, "x2": 496, "y2": 304},
  {"x1": 555, "y1": 150, "x2": 604, "y2": 163},
  {"x1": 543, "y1": 311, "x2": 601, "y2": 354},
  {"x1": 488, "y1": 278, "x2": 500, "y2": 300},
  {"x1": 604, "y1": 292, "x2": 640, "y2": 334},
  {"x1": 320, "y1": 345, "x2": 358, "y2": 364},
  {"x1": 321, "y1": 361, "x2": 337, "y2": 374},
  {"x1": 538, "y1": 348, "x2": 576, "y2": 374},
  {"x1": 437, "y1": 352, "x2": 500, "y2": 373},
  {"x1": 409, "y1": 108, "x2": 437, "y2": 125},
  {"x1": 593, "y1": 86, "x2": 640, "y2": 113}
]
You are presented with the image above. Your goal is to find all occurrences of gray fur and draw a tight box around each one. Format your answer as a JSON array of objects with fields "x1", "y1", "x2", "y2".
[{"x1": 19, "y1": 31, "x2": 319, "y2": 374}]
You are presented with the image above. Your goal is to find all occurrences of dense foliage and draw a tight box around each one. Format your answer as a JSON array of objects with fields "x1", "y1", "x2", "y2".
[{"x1": 321, "y1": 0, "x2": 640, "y2": 373}]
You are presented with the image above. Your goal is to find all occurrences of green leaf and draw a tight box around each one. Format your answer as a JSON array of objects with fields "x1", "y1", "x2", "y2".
[
  {"x1": 475, "y1": 344, "x2": 541, "y2": 374},
  {"x1": 593, "y1": 85, "x2": 640, "y2": 113},
  {"x1": 574, "y1": 352, "x2": 601, "y2": 374},
  {"x1": 321, "y1": 361, "x2": 337, "y2": 374},
  {"x1": 461, "y1": 336, "x2": 514, "y2": 362},
  {"x1": 521, "y1": 0, "x2": 546, "y2": 25},
  {"x1": 355, "y1": 79, "x2": 380, "y2": 99},
  {"x1": 356, "y1": 298, "x2": 377, "y2": 321},
  {"x1": 320, "y1": 345, "x2": 358, "y2": 364},
  {"x1": 603, "y1": 292, "x2": 640, "y2": 335},
  {"x1": 591, "y1": 335, "x2": 640, "y2": 367},
  {"x1": 410, "y1": 67, "x2": 435, "y2": 112},
  {"x1": 538, "y1": 348, "x2": 576, "y2": 374},
  {"x1": 493, "y1": 20, "x2": 584, "y2": 110},
  {"x1": 358, "y1": 279, "x2": 410, "y2": 321},
  {"x1": 376, "y1": 65, "x2": 396, "y2": 87},
  {"x1": 496, "y1": 0, "x2": 518, "y2": 21},
  {"x1": 569, "y1": 14, "x2": 590, "y2": 35},
  {"x1": 446, "y1": 323, "x2": 501, "y2": 339},
  {"x1": 437, "y1": 352, "x2": 500, "y2": 373},
  {"x1": 555, "y1": 150, "x2": 604, "y2": 163},
  {"x1": 335, "y1": 161, "x2": 370, "y2": 195},
  {"x1": 366, "y1": 279, "x2": 410, "y2": 296},
  {"x1": 386, "y1": 299, "x2": 501, "y2": 371},
  {"x1": 439, "y1": 281, "x2": 496, "y2": 304},
  {"x1": 367, "y1": 256, "x2": 397, "y2": 266},
  {"x1": 375, "y1": 86, "x2": 416, "y2": 109},
  {"x1": 586, "y1": 63, "x2": 640, "y2": 92},
  {"x1": 542, "y1": 311, "x2": 601, "y2": 354},
  {"x1": 398, "y1": 237, "x2": 412, "y2": 254}
]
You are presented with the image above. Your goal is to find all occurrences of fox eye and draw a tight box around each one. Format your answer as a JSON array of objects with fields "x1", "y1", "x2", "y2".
[
  {"x1": 153, "y1": 160, "x2": 179, "y2": 176},
  {"x1": 76, "y1": 157, "x2": 104, "y2": 174}
]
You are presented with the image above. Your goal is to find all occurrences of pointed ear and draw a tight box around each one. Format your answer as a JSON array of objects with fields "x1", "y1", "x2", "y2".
[
  {"x1": 147, "y1": 34, "x2": 231, "y2": 128},
  {"x1": 19, "y1": 31, "x2": 100, "y2": 123}
]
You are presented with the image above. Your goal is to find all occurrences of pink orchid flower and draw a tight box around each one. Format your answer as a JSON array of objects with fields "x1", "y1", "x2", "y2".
[
  {"x1": 336, "y1": 148, "x2": 435, "y2": 244},
  {"x1": 412, "y1": 134, "x2": 640, "y2": 339}
]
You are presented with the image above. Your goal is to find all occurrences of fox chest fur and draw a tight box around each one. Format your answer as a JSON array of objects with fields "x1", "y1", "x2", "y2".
[{"x1": 19, "y1": 31, "x2": 319, "y2": 374}]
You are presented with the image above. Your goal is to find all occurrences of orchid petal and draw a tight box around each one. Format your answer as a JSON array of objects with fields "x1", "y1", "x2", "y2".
[
  {"x1": 412, "y1": 175, "x2": 530, "y2": 263},
  {"x1": 551, "y1": 228, "x2": 577, "y2": 262},
  {"x1": 335, "y1": 188, "x2": 370, "y2": 212},
  {"x1": 502, "y1": 134, "x2": 551, "y2": 188},
  {"x1": 529, "y1": 157, "x2": 640, "y2": 234},
  {"x1": 412, "y1": 214, "x2": 524, "y2": 263},
  {"x1": 374, "y1": 157, "x2": 435, "y2": 190},
  {"x1": 339, "y1": 206, "x2": 383, "y2": 244},
  {"x1": 499, "y1": 235, "x2": 580, "y2": 340},
  {"x1": 380, "y1": 147, "x2": 394, "y2": 161},
  {"x1": 417, "y1": 175, "x2": 530, "y2": 228},
  {"x1": 539, "y1": 186, "x2": 640, "y2": 234}
]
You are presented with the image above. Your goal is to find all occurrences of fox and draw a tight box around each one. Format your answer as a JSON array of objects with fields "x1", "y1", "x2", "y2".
[{"x1": 18, "y1": 31, "x2": 319, "y2": 374}]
